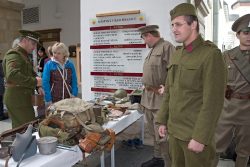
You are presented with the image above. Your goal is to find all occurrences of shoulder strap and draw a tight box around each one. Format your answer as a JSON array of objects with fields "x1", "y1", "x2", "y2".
[
  {"x1": 227, "y1": 52, "x2": 250, "y2": 84},
  {"x1": 56, "y1": 66, "x2": 73, "y2": 97}
]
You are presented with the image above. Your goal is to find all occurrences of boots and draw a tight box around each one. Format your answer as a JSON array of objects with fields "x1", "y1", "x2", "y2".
[
  {"x1": 141, "y1": 157, "x2": 164, "y2": 167},
  {"x1": 235, "y1": 156, "x2": 249, "y2": 167}
]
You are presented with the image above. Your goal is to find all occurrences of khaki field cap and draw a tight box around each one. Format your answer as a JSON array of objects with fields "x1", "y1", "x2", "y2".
[
  {"x1": 170, "y1": 3, "x2": 197, "y2": 20},
  {"x1": 138, "y1": 25, "x2": 159, "y2": 35},
  {"x1": 232, "y1": 14, "x2": 250, "y2": 33},
  {"x1": 19, "y1": 30, "x2": 41, "y2": 43}
]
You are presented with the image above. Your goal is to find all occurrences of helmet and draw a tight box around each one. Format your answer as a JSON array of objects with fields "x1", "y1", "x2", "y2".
[{"x1": 113, "y1": 89, "x2": 127, "y2": 99}]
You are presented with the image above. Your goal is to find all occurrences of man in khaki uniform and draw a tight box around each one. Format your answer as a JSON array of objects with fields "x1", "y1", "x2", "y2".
[
  {"x1": 156, "y1": 3, "x2": 227, "y2": 167},
  {"x1": 138, "y1": 25, "x2": 175, "y2": 167},
  {"x1": 212, "y1": 14, "x2": 250, "y2": 167},
  {"x1": 3, "y1": 30, "x2": 43, "y2": 128}
]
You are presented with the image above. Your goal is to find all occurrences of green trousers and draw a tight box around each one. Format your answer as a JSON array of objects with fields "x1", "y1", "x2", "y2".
[
  {"x1": 168, "y1": 135, "x2": 215, "y2": 167},
  {"x1": 4, "y1": 87, "x2": 35, "y2": 128}
]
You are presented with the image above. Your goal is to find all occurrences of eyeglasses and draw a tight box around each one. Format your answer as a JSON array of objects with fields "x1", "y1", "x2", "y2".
[
  {"x1": 141, "y1": 33, "x2": 149, "y2": 39},
  {"x1": 171, "y1": 22, "x2": 187, "y2": 28},
  {"x1": 26, "y1": 38, "x2": 37, "y2": 46}
]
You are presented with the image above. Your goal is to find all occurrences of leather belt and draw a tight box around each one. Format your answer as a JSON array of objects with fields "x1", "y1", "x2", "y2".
[
  {"x1": 231, "y1": 93, "x2": 250, "y2": 100},
  {"x1": 145, "y1": 86, "x2": 160, "y2": 94}
]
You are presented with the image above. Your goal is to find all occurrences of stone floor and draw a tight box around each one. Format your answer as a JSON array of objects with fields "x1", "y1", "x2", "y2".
[{"x1": 0, "y1": 117, "x2": 248, "y2": 167}]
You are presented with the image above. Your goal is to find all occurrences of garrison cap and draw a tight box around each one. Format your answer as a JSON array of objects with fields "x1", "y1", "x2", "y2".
[
  {"x1": 138, "y1": 25, "x2": 159, "y2": 35},
  {"x1": 19, "y1": 30, "x2": 41, "y2": 43},
  {"x1": 170, "y1": 3, "x2": 197, "y2": 20},
  {"x1": 232, "y1": 14, "x2": 250, "y2": 32}
]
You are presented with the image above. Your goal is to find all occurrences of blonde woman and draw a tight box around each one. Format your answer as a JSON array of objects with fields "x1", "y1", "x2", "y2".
[{"x1": 42, "y1": 42, "x2": 78, "y2": 106}]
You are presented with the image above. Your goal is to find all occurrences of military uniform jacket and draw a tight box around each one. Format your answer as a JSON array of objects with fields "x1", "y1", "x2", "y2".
[
  {"x1": 141, "y1": 38, "x2": 175, "y2": 110},
  {"x1": 220, "y1": 47, "x2": 250, "y2": 125},
  {"x1": 3, "y1": 46, "x2": 37, "y2": 103},
  {"x1": 156, "y1": 35, "x2": 227, "y2": 145}
]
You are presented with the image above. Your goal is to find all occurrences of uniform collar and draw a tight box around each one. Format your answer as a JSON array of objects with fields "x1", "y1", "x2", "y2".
[
  {"x1": 152, "y1": 38, "x2": 164, "y2": 48},
  {"x1": 183, "y1": 35, "x2": 203, "y2": 53},
  {"x1": 241, "y1": 50, "x2": 250, "y2": 56},
  {"x1": 15, "y1": 45, "x2": 28, "y2": 55}
]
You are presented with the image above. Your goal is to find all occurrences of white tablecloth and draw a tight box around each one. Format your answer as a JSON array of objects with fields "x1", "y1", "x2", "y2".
[
  {"x1": 0, "y1": 131, "x2": 83, "y2": 167},
  {"x1": 102, "y1": 110, "x2": 143, "y2": 135},
  {"x1": 0, "y1": 145, "x2": 82, "y2": 167}
]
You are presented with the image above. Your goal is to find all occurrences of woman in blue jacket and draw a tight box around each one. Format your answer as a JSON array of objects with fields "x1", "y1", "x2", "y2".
[{"x1": 42, "y1": 42, "x2": 78, "y2": 106}]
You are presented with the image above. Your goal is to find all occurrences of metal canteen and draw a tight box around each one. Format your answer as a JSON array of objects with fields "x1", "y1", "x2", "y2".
[{"x1": 37, "y1": 136, "x2": 58, "y2": 155}]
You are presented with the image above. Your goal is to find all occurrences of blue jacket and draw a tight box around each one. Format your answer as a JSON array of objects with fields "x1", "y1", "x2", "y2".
[{"x1": 42, "y1": 58, "x2": 78, "y2": 102}]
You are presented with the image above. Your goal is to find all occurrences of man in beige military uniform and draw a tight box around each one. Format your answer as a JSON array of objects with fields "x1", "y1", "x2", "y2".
[
  {"x1": 3, "y1": 30, "x2": 43, "y2": 128},
  {"x1": 212, "y1": 14, "x2": 250, "y2": 167},
  {"x1": 138, "y1": 25, "x2": 175, "y2": 167},
  {"x1": 156, "y1": 3, "x2": 227, "y2": 167}
]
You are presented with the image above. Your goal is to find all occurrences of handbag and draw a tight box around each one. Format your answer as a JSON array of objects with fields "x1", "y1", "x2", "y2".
[{"x1": 32, "y1": 94, "x2": 44, "y2": 106}]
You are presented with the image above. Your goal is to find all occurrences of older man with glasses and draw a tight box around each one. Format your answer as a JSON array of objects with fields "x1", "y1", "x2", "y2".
[{"x1": 3, "y1": 30, "x2": 43, "y2": 128}]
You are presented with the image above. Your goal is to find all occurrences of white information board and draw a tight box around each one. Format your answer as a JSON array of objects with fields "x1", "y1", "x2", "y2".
[{"x1": 90, "y1": 14, "x2": 148, "y2": 97}]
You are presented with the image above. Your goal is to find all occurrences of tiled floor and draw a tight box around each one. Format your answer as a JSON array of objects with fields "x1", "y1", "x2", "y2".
[{"x1": 0, "y1": 118, "x2": 247, "y2": 167}]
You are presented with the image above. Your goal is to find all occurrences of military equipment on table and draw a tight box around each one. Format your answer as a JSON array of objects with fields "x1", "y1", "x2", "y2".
[
  {"x1": 113, "y1": 89, "x2": 127, "y2": 99},
  {"x1": 39, "y1": 98, "x2": 115, "y2": 154},
  {"x1": 130, "y1": 89, "x2": 143, "y2": 104}
]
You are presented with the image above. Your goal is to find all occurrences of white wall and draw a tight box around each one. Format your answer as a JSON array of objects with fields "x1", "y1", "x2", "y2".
[
  {"x1": 22, "y1": 0, "x2": 80, "y2": 46},
  {"x1": 81, "y1": 0, "x2": 185, "y2": 100}
]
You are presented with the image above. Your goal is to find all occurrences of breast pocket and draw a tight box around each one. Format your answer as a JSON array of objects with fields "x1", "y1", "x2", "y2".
[{"x1": 180, "y1": 64, "x2": 201, "y2": 89}]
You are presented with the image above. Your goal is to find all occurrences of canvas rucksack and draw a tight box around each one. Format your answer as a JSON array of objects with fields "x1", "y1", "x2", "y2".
[{"x1": 39, "y1": 98, "x2": 105, "y2": 146}]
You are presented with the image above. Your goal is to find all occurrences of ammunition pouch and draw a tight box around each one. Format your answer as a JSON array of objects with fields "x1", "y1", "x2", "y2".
[{"x1": 78, "y1": 129, "x2": 115, "y2": 153}]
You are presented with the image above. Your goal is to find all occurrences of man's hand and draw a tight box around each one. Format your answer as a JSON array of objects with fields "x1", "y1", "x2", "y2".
[
  {"x1": 158, "y1": 125, "x2": 167, "y2": 137},
  {"x1": 188, "y1": 139, "x2": 205, "y2": 153},
  {"x1": 158, "y1": 85, "x2": 165, "y2": 95},
  {"x1": 36, "y1": 77, "x2": 42, "y2": 87}
]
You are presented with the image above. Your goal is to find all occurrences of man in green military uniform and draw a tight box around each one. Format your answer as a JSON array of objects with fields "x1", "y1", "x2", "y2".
[
  {"x1": 156, "y1": 3, "x2": 227, "y2": 167},
  {"x1": 138, "y1": 25, "x2": 175, "y2": 167},
  {"x1": 3, "y1": 30, "x2": 44, "y2": 128},
  {"x1": 212, "y1": 14, "x2": 250, "y2": 167}
]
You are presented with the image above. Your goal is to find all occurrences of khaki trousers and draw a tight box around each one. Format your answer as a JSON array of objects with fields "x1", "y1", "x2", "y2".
[
  {"x1": 212, "y1": 121, "x2": 250, "y2": 167},
  {"x1": 143, "y1": 107, "x2": 171, "y2": 167}
]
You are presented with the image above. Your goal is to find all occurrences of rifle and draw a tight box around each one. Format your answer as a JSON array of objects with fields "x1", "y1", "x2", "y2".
[{"x1": 0, "y1": 119, "x2": 40, "y2": 145}]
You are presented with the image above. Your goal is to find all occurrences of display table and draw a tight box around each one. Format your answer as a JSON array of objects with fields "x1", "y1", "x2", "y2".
[
  {"x1": 101, "y1": 109, "x2": 144, "y2": 167},
  {"x1": 0, "y1": 110, "x2": 143, "y2": 167},
  {"x1": 0, "y1": 145, "x2": 82, "y2": 167}
]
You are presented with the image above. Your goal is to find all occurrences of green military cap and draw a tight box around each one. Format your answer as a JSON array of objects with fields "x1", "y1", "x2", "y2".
[
  {"x1": 19, "y1": 30, "x2": 41, "y2": 43},
  {"x1": 170, "y1": 3, "x2": 197, "y2": 20},
  {"x1": 232, "y1": 14, "x2": 250, "y2": 32},
  {"x1": 138, "y1": 25, "x2": 159, "y2": 35}
]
